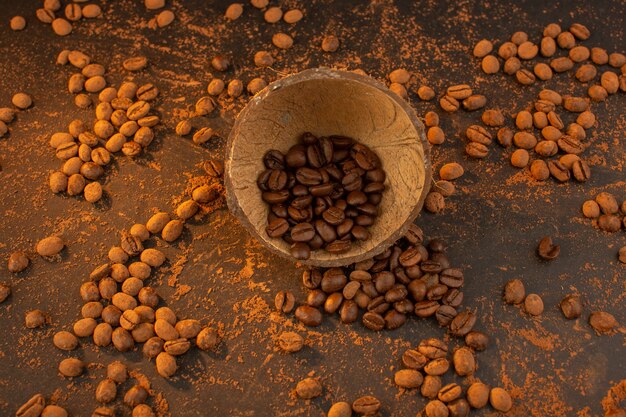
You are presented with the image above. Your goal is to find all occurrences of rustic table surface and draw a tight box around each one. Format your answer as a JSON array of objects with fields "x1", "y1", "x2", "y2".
[{"x1": 0, "y1": 0, "x2": 624, "y2": 416}]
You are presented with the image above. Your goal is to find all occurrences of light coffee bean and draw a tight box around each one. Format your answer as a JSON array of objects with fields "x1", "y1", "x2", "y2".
[
  {"x1": 52, "y1": 18, "x2": 72, "y2": 36},
  {"x1": 497, "y1": 42, "x2": 517, "y2": 59},
  {"x1": 516, "y1": 69, "x2": 535, "y2": 85},
  {"x1": 439, "y1": 163, "x2": 463, "y2": 180},
  {"x1": 417, "y1": 86, "x2": 435, "y2": 100},
  {"x1": 272, "y1": 33, "x2": 293, "y2": 49},
  {"x1": 481, "y1": 55, "x2": 500, "y2": 74},
  {"x1": 473, "y1": 39, "x2": 493, "y2": 58},
  {"x1": 541, "y1": 36, "x2": 556, "y2": 57},
  {"x1": 550, "y1": 57, "x2": 574, "y2": 73},
  {"x1": 123, "y1": 56, "x2": 148, "y2": 72},
  {"x1": 58, "y1": 358, "x2": 84, "y2": 377},
  {"x1": 503, "y1": 57, "x2": 521, "y2": 75}
]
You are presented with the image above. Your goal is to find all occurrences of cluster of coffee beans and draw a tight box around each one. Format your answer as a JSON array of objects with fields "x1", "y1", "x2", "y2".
[
  {"x1": 437, "y1": 84, "x2": 489, "y2": 116},
  {"x1": 581, "y1": 191, "x2": 626, "y2": 233},
  {"x1": 392, "y1": 338, "x2": 512, "y2": 415},
  {"x1": 34, "y1": 0, "x2": 103, "y2": 37},
  {"x1": 469, "y1": 23, "x2": 626, "y2": 182},
  {"x1": 0, "y1": 93, "x2": 34, "y2": 138},
  {"x1": 474, "y1": 23, "x2": 626, "y2": 97},
  {"x1": 503, "y1": 279, "x2": 545, "y2": 316},
  {"x1": 506, "y1": 279, "x2": 619, "y2": 335},
  {"x1": 424, "y1": 162, "x2": 464, "y2": 214},
  {"x1": 16, "y1": 393, "x2": 68, "y2": 417},
  {"x1": 327, "y1": 395, "x2": 382, "y2": 416},
  {"x1": 282, "y1": 224, "x2": 477, "y2": 335},
  {"x1": 47, "y1": 50, "x2": 161, "y2": 203},
  {"x1": 46, "y1": 165, "x2": 224, "y2": 381},
  {"x1": 175, "y1": 74, "x2": 268, "y2": 145},
  {"x1": 386, "y1": 68, "x2": 413, "y2": 99},
  {"x1": 462, "y1": 89, "x2": 597, "y2": 183},
  {"x1": 92, "y1": 361, "x2": 159, "y2": 417},
  {"x1": 6, "y1": 235, "x2": 65, "y2": 277},
  {"x1": 259, "y1": 133, "x2": 386, "y2": 260},
  {"x1": 144, "y1": 0, "x2": 175, "y2": 29}
]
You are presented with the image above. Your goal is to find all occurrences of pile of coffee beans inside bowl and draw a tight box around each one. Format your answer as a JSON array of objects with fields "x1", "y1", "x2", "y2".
[{"x1": 258, "y1": 132, "x2": 387, "y2": 260}]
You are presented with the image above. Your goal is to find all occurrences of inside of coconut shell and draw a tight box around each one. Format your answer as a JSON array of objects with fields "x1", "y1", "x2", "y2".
[{"x1": 226, "y1": 69, "x2": 430, "y2": 267}]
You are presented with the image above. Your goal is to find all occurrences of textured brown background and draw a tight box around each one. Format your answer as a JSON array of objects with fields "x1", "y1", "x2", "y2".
[{"x1": 0, "y1": 0, "x2": 624, "y2": 416}]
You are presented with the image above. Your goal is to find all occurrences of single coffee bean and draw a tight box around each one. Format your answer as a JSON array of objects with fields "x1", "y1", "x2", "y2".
[
  {"x1": 352, "y1": 396, "x2": 381, "y2": 414},
  {"x1": 467, "y1": 382, "x2": 490, "y2": 408},
  {"x1": 275, "y1": 290, "x2": 296, "y2": 313},
  {"x1": 362, "y1": 311, "x2": 385, "y2": 330},
  {"x1": 394, "y1": 369, "x2": 424, "y2": 388},
  {"x1": 524, "y1": 293, "x2": 544, "y2": 316},
  {"x1": 560, "y1": 294, "x2": 582, "y2": 319},
  {"x1": 465, "y1": 331, "x2": 489, "y2": 351},
  {"x1": 589, "y1": 311, "x2": 618, "y2": 334},
  {"x1": 59, "y1": 358, "x2": 84, "y2": 377},
  {"x1": 548, "y1": 160, "x2": 571, "y2": 182},
  {"x1": 438, "y1": 382, "x2": 462, "y2": 402},
  {"x1": 436, "y1": 305, "x2": 457, "y2": 327},
  {"x1": 418, "y1": 338, "x2": 448, "y2": 359},
  {"x1": 295, "y1": 305, "x2": 322, "y2": 326},
  {"x1": 421, "y1": 375, "x2": 442, "y2": 400},
  {"x1": 278, "y1": 331, "x2": 304, "y2": 353},
  {"x1": 339, "y1": 299, "x2": 358, "y2": 323},
  {"x1": 537, "y1": 236, "x2": 560, "y2": 260},
  {"x1": 327, "y1": 402, "x2": 351, "y2": 417},
  {"x1": 295, "y1": 378, "x2": 322, "y2": 399},
  {"x1": 439, "y1": 95, "x2": 460, "y2": 112},
  {"x1": 489, "y1": 387, "x2": 513, "y2": 412},
  {"x1": 452, "y1": 347, "x2": 475, "y2": 376},
  {"x1": 449, "y1": 310, "x2": 476, "y2": 336},
  {"x1": 424, "y1": 358, "x2": 450, "y2": 376}
]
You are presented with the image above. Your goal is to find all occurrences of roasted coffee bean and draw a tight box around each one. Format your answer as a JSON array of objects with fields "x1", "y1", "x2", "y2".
[
  {"x1": 291, "y1": 242, "x2": 311, "y2": 259},
  {"x1": 427, "y1": 284, "x2": 448, "y2": 301},
  {"x1": 436, "y1": 305, "x2": 457, "y2": 327},
  {"x1": 394, "y1": 369, "x2": 424, "y2": 388},
  {"x1": 352, "y1": 396, "x2": 381, "y2": 414},
  {"x1": 384, "y1": 309, "x2": 406, "y2": 329},
  {"x1": 467, "y1": 382, "x2": 490, "y2": 408},
  {"x1": 589, "y1": 311, "x2": 618, "y2": 334},
  {"x1": 598, "y1": 215, "x2": 621, "y2": 232},
  {"x1": 278, "y1": 331, "x2": 304, "y2": 353},
  {"x1": 452, "y1": 347, "x2": 475, "y2": 376},
  {"x1": 537, "y1": 236, "x2": 560, "y2": 260},
  {"x1": 362, "y1": 311, "x2": 385, "y2": 330},
  {"x1": 442, "y1": 289, "x2": 463, "y2": 308},
  {"x1": 418, "y1": 338, "x2": 448, "y2": 359},
  {"x1": 560, "y1": 294, "x2": 582, "y2": 319},
  {"x1": 548, "y1": 160, "x2": 571, "y2": 182},
  {"x1": 465, "y1": 331, "x2": 489, "y2": 351},
  {"x1": 275, "y1": 290, "x2": 296, "y2": 313},
  {"x1": 326, "y1": 239, "x2": 351, "y2": 254},
  {"x1": 572, "y1": 160, "x2": 591, "y2": 182},
  {"x1": 266, "y1": 218, "x2": 289, "y2": 238},
  {"x1": 439, "y1": 95, "x2": 460, "y2": 112},
  {"x1": 489, "y1": 387, "x2": 513, "y2": 412},
  {"x1": 424, "y1": 358, "x2": 450, "y2": 376},
  {"x1": 449, "y1": 310, "x2": 476, "y2": 336},
  {"x1": 339, "y1": 300, "x2": 358, "y2": 323},
  {"x1": 524, "y1": 293, "x2": 544, "y2": 316},
  {"x1": 558, "y1": 135, "x2": 583, "y2": 154},
  {"x1": 439, "y1": 268, "x2": 463, "y2": 287},
  {"x1": 302, "y1": 269, "x2": 322, "y2": 289},
  {"x1": 295, "y1": 305, "x2": 322, "y2": 326},
  {"x1": 439, "y1": 383, "x2": 462, "y2": 403},
  {"x1": 421, "y1": 375, "x2": 442, "y2": 400}
]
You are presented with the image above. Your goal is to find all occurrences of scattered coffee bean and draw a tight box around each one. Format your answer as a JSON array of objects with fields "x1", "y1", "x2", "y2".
[
  {"x1": 489, "y1": 387, "x2": 513, "y2": 412},
  {"x1": 537, "y1": 236, "x2": 560, "y2": 260},
  {"x1": 524, "y1": 293, "x2": 544, "y2": 316},
  {"x1": 503, "y1": 279, "x2": 525, "y2": 304},
  {"x1": 589, "y1": 311, "x2": 618, "y2": 335},
  {"x1": 352, "y1": 396, "x2": 381, "y2": 414},
  {"x1": 295, "y1": 377, "x2": 322, "y2": 399}
]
